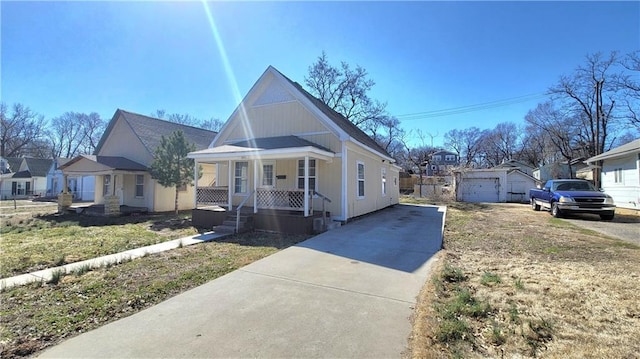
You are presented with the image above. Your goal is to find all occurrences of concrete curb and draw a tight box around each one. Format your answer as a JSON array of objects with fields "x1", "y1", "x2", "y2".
[{"x1": 0, "y1": 231, "x2": 229, "y2": 290}]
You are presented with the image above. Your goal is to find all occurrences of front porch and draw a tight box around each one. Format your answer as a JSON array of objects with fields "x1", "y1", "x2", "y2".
[{"x1": 192, "y1": 206, "x2": 328, "y2": 235}]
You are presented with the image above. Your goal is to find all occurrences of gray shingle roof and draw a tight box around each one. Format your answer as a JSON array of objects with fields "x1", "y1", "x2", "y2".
[
  {"x1": 4, "y1": 157, "x2": 24, "y2": 173},
  {"x1": 23, "y1": 158, "x2": 53, "y2": 177},
  {"x1": 60, "y1": 155, "x2": 147, "y2": 171},
  {"x1": 230, "y1": 136, "x2": 332, "y2": 153},
  {"x1": 271, "y1": 67, "x2": 393, "y2": 159},
  {"x1": 587, "y1": 139, "x2": 640, "y2": 162},
  {"x1": 95, "y1": 109, "x2": 217, "y2": 155}
]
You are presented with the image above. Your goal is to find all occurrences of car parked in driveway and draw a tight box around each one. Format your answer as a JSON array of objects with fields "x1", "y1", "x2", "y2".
[{"x1": 529, "y1": 179, "x2": 616, "y2": 220}]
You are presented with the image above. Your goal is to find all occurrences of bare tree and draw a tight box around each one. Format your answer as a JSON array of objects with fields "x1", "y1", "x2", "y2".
[
  {"x1": 49, "y1": 112, "x2": 105, "y2": 158},
  {"x1": 305, "y1": 52, "x2": 391, "y2": 136},
  {"x1": 152, "y1": 110, "x2": 223, "y2": 132},
  {"x1": 525, "y1": 102, "x2": 584, "y2": 177},
  {"x1": 444, "y1": 127, "x2": 484, "y2": 168},
  {"x1": 199, "y1": 117, "x2": 225, "y2": 132},
  {"x1": 0, "y1": 102, "x2": 49, "y2": 157},
  {"x1": 618, "y1": 50, "x2": 640, "y2": 130},
  {"x1": 369, "y1": 115, "x2": 405, "y2": 160},
  {"x1": 549, "y1": 52, "x2": 622, "y2": 158}
]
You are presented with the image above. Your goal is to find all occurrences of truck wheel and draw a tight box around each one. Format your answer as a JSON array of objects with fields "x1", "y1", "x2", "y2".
[
  {"x1": 531, "y1": 198, "x2": 540, "y2": 211},
  {"x1": 600, "y1": 212, "x2": 615, "y2": 221},
  {"x1": 551, "y1": 202, "x2": 562, "y2": 218}
]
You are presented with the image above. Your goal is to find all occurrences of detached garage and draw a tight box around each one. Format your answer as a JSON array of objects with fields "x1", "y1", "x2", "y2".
[{"x1": 454, "y1": 168, "x2": 536, "y2": 203}]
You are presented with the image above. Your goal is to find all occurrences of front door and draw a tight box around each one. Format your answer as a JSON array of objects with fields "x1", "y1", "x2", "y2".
[{"x1": 260, "y1": 161, "x2": 276, "y2": 188}]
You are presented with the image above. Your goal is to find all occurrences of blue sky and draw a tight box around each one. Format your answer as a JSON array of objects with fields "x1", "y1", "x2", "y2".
[{"x1": 2, "y1": 1, "x2": 638, "y2": 148}]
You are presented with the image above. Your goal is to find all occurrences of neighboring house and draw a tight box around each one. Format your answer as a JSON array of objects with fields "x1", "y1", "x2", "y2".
[
  {"x1": 454, "y1": 168, "x2": 537, "y2": 203},
  {"x1": 60, "y1": 109, "x2": 217, "y2": 212},
  {"x1": 533, "y1": 159, "x2": 588, "y2": 183},
  {"x1": 424, "y1": 150, "x2": 459, "y2": 176},
  {"x1": 46, "y1": 158, "x2": 95, "y2": 200},
  {"x1": 0, "y1": 157, "x2": 52, "y2": 199},
  {"x1": 586, "y1": 139, "x2": 640, "y2": 210},
  {"x1": 188, "y1": 66, "x2": 401, "y2": 233},
  {"x1": 493, "y1": 159, "x2": 535, "y2": 177}
]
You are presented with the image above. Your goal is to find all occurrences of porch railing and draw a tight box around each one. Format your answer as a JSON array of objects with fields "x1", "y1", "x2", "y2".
[
  {"x1": 256, "y1": 188, "x2": 309, "y2": 211},
  {"x1": 196, "y1": 186, "x2": 228, "y2": 205}
]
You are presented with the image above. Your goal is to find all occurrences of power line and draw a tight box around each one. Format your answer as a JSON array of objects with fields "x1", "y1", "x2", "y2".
[{"x1": 394, "y1": 92, "x2": 547, "y2": 121}]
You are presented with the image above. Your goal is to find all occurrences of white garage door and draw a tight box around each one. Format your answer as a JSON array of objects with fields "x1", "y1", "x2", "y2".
[{"x1": 460, "y1": 178, "x2": 499, "y2": 202}]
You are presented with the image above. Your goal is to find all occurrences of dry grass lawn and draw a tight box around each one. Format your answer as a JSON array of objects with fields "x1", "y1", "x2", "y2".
[{"x1": 407, "y1": 202, "x2": 640, "y2": 358}]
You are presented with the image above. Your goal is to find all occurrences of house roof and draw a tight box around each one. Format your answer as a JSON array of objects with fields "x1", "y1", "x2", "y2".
[
  {"x1": 271, "y1": 67, "x2": 393, "y2": 160},
  {"x1": 230, "y1": 136, "x2": 332, "y2": 153},
  {"x1": 189, "y1": 135, "x2": 335, "y2": 162},
  {"x1": 494, "y1": 159, "x2": 535, "y2": 170},
  {"x1": 60, "y1": 155, "x2": 148, "y2": 172},
  {"x1": 431, "y1": 150, "x2": 456, "y2": 156},
  {"x1": 3, "y1": 157, "x2": 23, "y2": 173},
  {"x1": 23, "y1": 158, "x2": 53, "y2": 177},
  {"x1": 10, "y1": 170, "x2": 32, "y2": 179},
  {"x1": 95, "y1": 109, "x2": 217, "y2": 156},
  {"x1": 586, "y1": 139, "x2": 640, "y2": 163}
]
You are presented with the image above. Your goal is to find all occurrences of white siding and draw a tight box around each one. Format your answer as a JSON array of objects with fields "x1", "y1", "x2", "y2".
[{"x1": 601, "y1": 154, "x2": 640, "y2": 209}]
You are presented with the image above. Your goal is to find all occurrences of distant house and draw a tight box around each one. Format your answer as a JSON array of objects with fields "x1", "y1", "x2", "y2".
[
  {"x1": 586, "y1": 139, "x2": 640, "y2": 210},
  {"x1": 46, "y1": 158, "x2": 95, "y2": 201},
  {"x1": 188, "y1": 66, "x2": 401, "y2": 233},
  {"x1": 454, "y1": 167, "x2": 537, "y2": 203},
  {"x1": 425, "y1": 150, "x2": 459, "y2": 176},
  {"x1": 0, "y1": 157, "x2": 52, "y2": 199},
  {"x1": 60, "y1": 110, "x2": 217, "y2": 213},
  {"x1": 533, "y1": 159, "x2": 588, "y2": 183},
  {"x1": 493, "y1": 159, "x2": 535, "y2": 178}
]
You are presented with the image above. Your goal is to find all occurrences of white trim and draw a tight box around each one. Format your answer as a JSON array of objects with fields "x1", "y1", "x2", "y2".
[
  {"x1": 304, "y1": 156, "x2": 309, "y2": 217},
  {"x1": 189, "y1": 146, "x2": 334, "y2": 162},
  {"x1": 341, "y1": 144, "x2": 348, "y2": 221},
  {"x1": 227, "y1": 160, "x2": 232, "y2": 210},
  {"x1": 234, "y1": 161, "x2": 249, "y2": 194},
  {"x1": 356, "y1": 160, "x2": 365, "y2": 200},
  {"x1": 260, "y1": 160, "x2": 276, "y2": 188},
  {"x1": 253, "y1": 160, "x2": 258, "y2": 213},
  {"x1": 251, "y1": 99, "x2": 297, "y2": 108},
  {"x1": 193, "y1": 160, "x2": 198, "y2": 208},
  {"x1": 292, "y1": 131, "x2": 332, "y2": 137},
  {"x1": 381, "y1": 167, "x2": 387, "y2": 197}
]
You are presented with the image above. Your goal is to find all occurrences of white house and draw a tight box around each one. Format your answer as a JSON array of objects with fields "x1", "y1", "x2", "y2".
[
  {"x1": 0, "y1": 157, "x2": 52, "y2": 199},
  {"x1": 46, "y1": 158, "x2": 95, "y2": 200},
  {"x1": 586, "y1": 139, "x2": 640, "y2": 210}
]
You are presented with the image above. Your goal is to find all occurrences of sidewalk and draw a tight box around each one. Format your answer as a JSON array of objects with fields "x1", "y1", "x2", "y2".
[
  {"x1": 38, "y1": 204, "x2": 445, "y2": 358},
  {"x1": 0, "y1": 231, "x2": 227, "y2": 290}
]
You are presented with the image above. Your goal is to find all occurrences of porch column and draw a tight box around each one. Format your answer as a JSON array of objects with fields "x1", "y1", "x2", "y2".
[
  {"x1": 227, "y1": 160, "x2": 233, "y2": 211},
  {"x1": 253, "y1": 159, "x2": 258, "y2": 214},
  {"x1": 304, "y1": 155, "x2": 309, "y2": 217},
  {"x1": 57, "y1": 173, "x2": 72, "y2": 213},
  {"x1": 193, "y1": 160, "x2": 198, "y2": 209}
]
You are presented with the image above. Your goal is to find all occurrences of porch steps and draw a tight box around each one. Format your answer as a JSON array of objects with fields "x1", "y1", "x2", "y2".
[{"x1": 213, "y1": 212, "x2": 254, "y2": 234}]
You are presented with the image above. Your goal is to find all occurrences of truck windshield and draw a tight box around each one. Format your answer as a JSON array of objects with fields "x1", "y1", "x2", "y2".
[{"x1": 553, "y1": 181, "x2": 597, "y2": 191}]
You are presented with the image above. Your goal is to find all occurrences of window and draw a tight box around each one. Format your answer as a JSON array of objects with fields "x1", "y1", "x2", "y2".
[
  {"x1": 357, "y1": 161, "x2": 365, "y2": 198},
  {"x1": 445, "y1": 154, "x2": 456, "y2": 162},
  {"x1": 103, "y1": 175, "x2": 111, "y2": 196},
  {"x1": 262, "y1": 162, "x2": 275, "y2": 187},
  {"x1": 614, "y1": 168, "x2": 623, "y2": 183},
  {"x1": 234, "y1": 162, "x2": 248, "y2": 193},
  {"x1": 433, "y1": 155, "x2": 442, "y2": 162},
  {"x1": 381, "y1": 167, "x2": 387, "y2": 196},
  {"x1": 297, "y1": 159, "x2": 316, "y2": 191},
  {"x1": 135, "y1": 175, "x2": 144, "y2": 197}
]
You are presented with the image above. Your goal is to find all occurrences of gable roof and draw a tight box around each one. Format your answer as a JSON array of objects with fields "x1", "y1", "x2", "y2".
[
  {"x1": 230, "y1": 136, "x2": 332, "y2": 153},
  {"x1": 586, "y1": 139, "x2": 640, "y2": 163},
  {"x1": 3, "y1": 157, "x2": 24, "y2": 173},
  {"x1": 23, "y1": 158, "x2": 53, "y2": 177},
  {"x1": 270, "y1": 67, "x2": 393, "y2": 160},
  {"x1": 95, "y1": 109, "x2": 217, "y2": 156},
  {"x1": 59, "y1": 155, "x2": 148, "y2": 172}
]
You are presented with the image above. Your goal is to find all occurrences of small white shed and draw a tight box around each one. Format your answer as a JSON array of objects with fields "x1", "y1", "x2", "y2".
[{"x1": 454, "y1": 168, "x2": 537, "y2": 203}]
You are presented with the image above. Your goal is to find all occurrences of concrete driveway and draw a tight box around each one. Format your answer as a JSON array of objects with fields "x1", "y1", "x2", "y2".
[
  {"x1": 39, "y1": 204, "x2": 444, "y2": 358},
  {"x1": 561, "y1": 212, "x2": 640, "y2": 246}
]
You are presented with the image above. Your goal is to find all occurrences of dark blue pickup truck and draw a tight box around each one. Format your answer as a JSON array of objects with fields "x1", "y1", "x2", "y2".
[{"x1": 529, "y1": 179, "x2": 616, "y2": 220}]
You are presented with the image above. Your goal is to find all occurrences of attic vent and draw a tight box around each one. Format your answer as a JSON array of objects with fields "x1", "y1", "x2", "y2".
[{"x1": 253, "y1": 82, "x2": 295, "y2": 106}]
